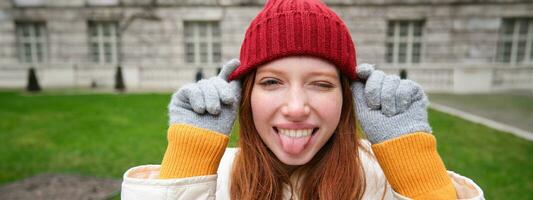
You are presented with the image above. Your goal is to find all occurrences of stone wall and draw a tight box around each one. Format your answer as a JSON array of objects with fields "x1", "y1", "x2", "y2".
[
  {"x1": 5, "y1": 0, "x2": 533, "y2": 7},
  {"x1": 0, "y1": 0, "x2": 532, "y2": 92}
]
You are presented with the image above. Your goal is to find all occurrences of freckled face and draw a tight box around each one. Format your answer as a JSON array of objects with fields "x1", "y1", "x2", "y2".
[{"x1": 251, "y1": 56, "x2": 343, "y2": 166}]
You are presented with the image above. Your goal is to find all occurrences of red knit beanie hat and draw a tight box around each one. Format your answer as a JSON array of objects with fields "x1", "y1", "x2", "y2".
[{"x1": 228, "y1": 0, "x2": 357, "y2": 80}]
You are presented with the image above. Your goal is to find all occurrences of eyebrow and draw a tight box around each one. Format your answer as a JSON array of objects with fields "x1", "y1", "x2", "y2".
[
  {"x1": 307, "y1": 71, "x2": 339, "y2": 79},
  {"x1": 257, "y1": 68, "x2": 339, "y2": 79},
  {"x1": 256, "y1": 68, "x2": 285, "y2": 77}
]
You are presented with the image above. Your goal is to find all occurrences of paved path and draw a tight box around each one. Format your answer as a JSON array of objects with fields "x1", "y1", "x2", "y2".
[
  {"x1": 0, "y1": 173, "x2": 120, "y2": 200},
  {"x1": 430, "y1": 102, "x2": 533, "y2": 141}
]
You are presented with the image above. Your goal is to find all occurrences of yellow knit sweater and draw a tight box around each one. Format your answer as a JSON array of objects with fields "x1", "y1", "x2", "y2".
[{"x1": 159, "y1": 124, "x2": 456, "y2": 199}]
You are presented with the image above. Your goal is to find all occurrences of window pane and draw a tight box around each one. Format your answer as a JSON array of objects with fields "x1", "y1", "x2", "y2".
[
  {"x1": 89, "y1": 24, "x2": 98, "y2": 37},
  {"x1": 399, "y1": 22, "x2": 408, "y2": 37},
  {"x1": 24, "y1": 43, "x2": 32, "y2": 62},
  {"x1": 184, "y1": 21, "x2": 221, "y2": 64},
  {"x1": 185, "y1": 43, "x2": 195, "y2": 63},
  {"x1": 387, "y1": 21, "x2": 395, "y2": 37},
  {"x1": 497, "y1": 40, "x2": 512, "y2": 63},
  {"x1": 91, "y1": 43, "x2": 99, "y2": 62},
  {"x1": 386, "y1": 42, "x2": 393, "y2": 63},
  {"x1": 413, "y1": 22, "x2": 423, "y2": 37},
  {"x1": 104, "y1": 43, "x2": 111, "y2": 54},
  {"x1": 22, "y1": 25, "x2": 30, "y2": 37},
  {"x1": 16, "y1": 22, "x2": 47, "y2": 63},
  {"x1": 113, "y1": 23, "x2": 119, "y2": 36},
  {"x1": 34, "y1": 24, "x2": 42, "y2": 37},
  {"x1": 103, "y1": 24, "x2": 111, "y2": 36},
  {"x1": 213, "y1": 42, "x2": 221, "y2": 62},
  {"x1": 200, "y1": 42, "x2": 207, "y2": 63},
  {"x1": 385, "y1": 20, "x2": 425, "y2": 63},
  {"x1": 412, "y1": 43, "x2": 421, "y2": 63},
  {"x1": 104, "y1": 43, "x2": 112, "y2": 62},
  {"x1": 502, "y1": 42, "x2": 512, "y2": 62},
  {"x1": 199, "y1": 23, "x2": 207, "y2": 37},
  {"x1": 212, "y1": 22, "x2": 220, "y2": 37},
  {"x1": 516, "y1": 41, "x2": 526, "y2": 62},
  {"x1": 184, "y1": 22, "x2": 194, "y2": 38},
  {"x1": 88, "y1": 21, "x2": 118, "y2": 63},
  {"x1": 398, "y1": 43, "x2": 407, "y2": 63},
  {"x1": 502, "y1": 19, "x2": 514, "y2": 35},
  {"x1": 36, "y1": 43, "x2": 43, "y2": 62},
  {"x1": 518, "y1": 20, "x2": 528, "y2": 35}
]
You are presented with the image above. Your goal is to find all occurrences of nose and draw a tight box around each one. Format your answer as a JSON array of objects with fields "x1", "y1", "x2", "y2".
[{"x1": 281, "y1": 87, "x2": 311, "y2": 121}]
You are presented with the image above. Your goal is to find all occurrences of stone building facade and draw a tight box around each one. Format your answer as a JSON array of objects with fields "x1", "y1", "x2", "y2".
[{"x1": 0, "y1": 0, "x2": 532, "y2": 93}]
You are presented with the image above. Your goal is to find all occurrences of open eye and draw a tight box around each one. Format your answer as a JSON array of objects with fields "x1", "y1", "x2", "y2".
[
  {"x1": 261, "y1": 79, "x2": 279, "y2": 86},
  {"x1": 259, "y1": 78, "x2": 282, "y2": 88}
]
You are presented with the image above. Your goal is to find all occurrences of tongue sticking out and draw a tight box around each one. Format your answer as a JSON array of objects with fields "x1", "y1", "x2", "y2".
[{"x1": 279, "y1": 133, "x2": 312, "y2": 155}]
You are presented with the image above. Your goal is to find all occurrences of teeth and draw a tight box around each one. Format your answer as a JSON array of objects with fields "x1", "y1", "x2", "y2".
[{"x1": 278, "y1": 128, "x2": 313, "y2": 138}]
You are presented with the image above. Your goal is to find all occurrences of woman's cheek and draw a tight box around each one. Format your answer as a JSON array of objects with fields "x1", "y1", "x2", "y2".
[
  {"x1": 311, "y1": 91, "x2": 343, "y2": 119},
  {"x1": 251, "y1": 90, "x2": 278, "y2": 126}
]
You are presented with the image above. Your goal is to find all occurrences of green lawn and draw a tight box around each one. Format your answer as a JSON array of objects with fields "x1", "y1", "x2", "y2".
[{"x1": 0, "y1": 90, "x2": 531, "y2": 199}]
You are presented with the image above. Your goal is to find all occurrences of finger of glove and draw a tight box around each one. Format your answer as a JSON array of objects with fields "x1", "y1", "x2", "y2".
[
  {"x1": 179, "y1": 83, "x2": 206, "y2": 114},
  {"x1": 229, "y1": 80, "x2": 242, "y2": 105},
  {"x1": 168, "y1": 88, "x2": 192, "y2": 108},
  {"x1": 407, "y1": 95, "x2": 430, "y2": 122},
  {"x1": 198, "y1": 80, "x2": 221, "y2": 115},
  {"x1": 174, "y1": 84, "x2": 201, "y2": 111},
  {"x1": 352, "y1": 82, "x2": 369, "y2": 113},
  {"x1": 395, "y1": 80, "x2": 420, "y2": 113},
  {"x1": 411, "y1": 81, "x2": 426, "y2": 102},
  {"x1": 364, "y1": 70, "x2": 386, "y2": 109},
  {"x1": 411, "y1": 82, "x2": 429, "y2": 111},
  {"x1": 381, "y1": 75, "x2": 401, "y2": 117},
  {"x1": 218, "y1": 59, "x2": 241, "y2": 81},
  {"x1": 170, "y1": 89, "x2": 191, "y2": 112},
  {"x1": 212, "y1": 78, "x2": 235, "y2": 105},
  {"x1": 356, "y1": 63, "x2": 375, "y2": 80},
  {"x1": 175, "y1": 84, "x2": 191, "y2": 103}
]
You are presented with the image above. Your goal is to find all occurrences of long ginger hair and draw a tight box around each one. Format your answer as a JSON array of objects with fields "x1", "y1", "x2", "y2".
[{"x1": 230, "y1": 70, "x2": 366, "y2": 200}]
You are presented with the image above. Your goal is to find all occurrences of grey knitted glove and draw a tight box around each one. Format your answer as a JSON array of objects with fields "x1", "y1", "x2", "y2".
[
  {"x1": 168, "y1": 59, "x2": 241, "y2": 136},
  {"x1": 352, "y1": 63, "x2": 432, "y2": 144}
]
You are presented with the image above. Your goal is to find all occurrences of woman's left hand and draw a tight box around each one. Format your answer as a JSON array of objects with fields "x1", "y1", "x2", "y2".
[{"x1": 351, "y1": 64, "x2": 432, "y2": 144}]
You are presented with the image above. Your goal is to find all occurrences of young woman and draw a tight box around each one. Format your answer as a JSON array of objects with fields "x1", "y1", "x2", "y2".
[{"x1": 121, "y1": 0, "x2": 484, "y2": 199}]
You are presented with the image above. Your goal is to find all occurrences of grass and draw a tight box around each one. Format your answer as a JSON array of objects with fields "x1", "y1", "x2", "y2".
[
  {"x1": 0, "y1": 90, "x2": 169, "y2": 184},
  {"x1": 0, "y1": 90, "x2": 531, "y2": 199},
  {"x1": 429, "y1": 109, "x2": 532, "y2": 199}
]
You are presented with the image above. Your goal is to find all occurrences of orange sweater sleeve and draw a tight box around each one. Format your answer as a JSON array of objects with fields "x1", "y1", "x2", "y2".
[
  {"x1": 159, "y1": 124, "x2": 229, "y2": 179},
  {"x1": 371, "y1": 132, "x2": 457, "y2": 200}
]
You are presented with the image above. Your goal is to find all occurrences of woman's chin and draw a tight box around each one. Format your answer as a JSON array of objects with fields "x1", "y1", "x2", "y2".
[{"x1": 274, "y1": 149, "x2": 316, "y2": 166}]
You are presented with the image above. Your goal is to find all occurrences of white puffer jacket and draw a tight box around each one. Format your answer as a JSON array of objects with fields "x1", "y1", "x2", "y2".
[{"x1": 121, "y1": 141, "x2": 484, "y2": 200}]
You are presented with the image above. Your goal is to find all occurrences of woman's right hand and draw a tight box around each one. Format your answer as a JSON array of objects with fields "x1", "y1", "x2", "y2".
[
  {"x1": 168, "y1": 59, "x2": 241, "y2": 136},
  {"x1": 352, "y1": 63, "x2": 431, "y2": 144}
]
